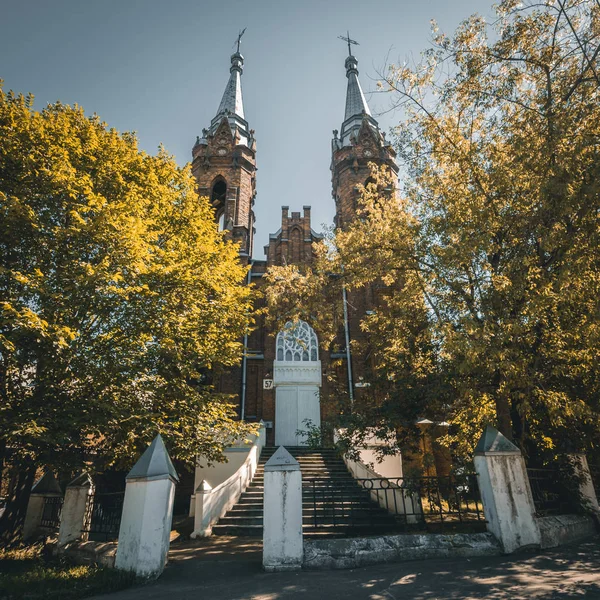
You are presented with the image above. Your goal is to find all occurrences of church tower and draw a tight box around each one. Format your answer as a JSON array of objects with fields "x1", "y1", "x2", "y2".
[
  {"x1": 331, "y1": 45, "x2": 398, "y2": 395},
  {"x1": 331, "y1": 49, "x2": 397, "y2": 229},
  {"x1": 191, "y1": 44, "x2": 257, "y2": 263}
]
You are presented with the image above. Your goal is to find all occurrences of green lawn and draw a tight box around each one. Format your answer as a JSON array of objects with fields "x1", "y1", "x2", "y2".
[{"x1": 0, "y1": 545, "x2": 138, "y2": 600}]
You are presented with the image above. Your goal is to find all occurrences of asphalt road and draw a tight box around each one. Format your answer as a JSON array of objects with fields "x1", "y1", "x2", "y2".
[{"x1": 91, "y1": 536, "x2": 600, "y2": 600}]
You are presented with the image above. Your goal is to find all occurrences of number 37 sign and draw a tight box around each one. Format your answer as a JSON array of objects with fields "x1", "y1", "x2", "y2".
[{"x1": 263, "y1": 379, "x2": 274, "y2": 390}]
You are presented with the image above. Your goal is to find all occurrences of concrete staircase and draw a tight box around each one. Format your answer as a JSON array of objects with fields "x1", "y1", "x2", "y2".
[{"x1": 211, "y1": 446, "x2": 399, "y2": 538}]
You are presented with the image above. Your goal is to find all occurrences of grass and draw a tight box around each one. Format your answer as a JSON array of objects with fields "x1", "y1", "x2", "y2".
[{"x1": 0, "y1": 545, "x2": 138, "y2": 600}]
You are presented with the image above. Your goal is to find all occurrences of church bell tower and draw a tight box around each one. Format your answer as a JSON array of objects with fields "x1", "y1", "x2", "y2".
[
  {"x1": 331, "y1": 47, "x2": 397, "y2": 229},
  {"x1": 191, "y1": 40, "x2": 257, "y2": 263},
  {"x1": 331, "y1": 42, "x2": 399, "y2": 395}
]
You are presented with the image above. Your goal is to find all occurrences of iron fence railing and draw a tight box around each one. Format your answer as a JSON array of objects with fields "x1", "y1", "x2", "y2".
[
  {"x1": 173, "y1": 485, "x2": 194, "y2": 517},
  {"x1": 41, "y1": 496, "x2": 63, "y2": 529},
  {"x1": 526, "y1": 468, "x2": 571, "y2": 516},
  {"x1": 303, "y1": 474, "x2": 485, "y2": 533},
  {"x1": 82, "y1": 491, "x2": 125, "y2": 541}
]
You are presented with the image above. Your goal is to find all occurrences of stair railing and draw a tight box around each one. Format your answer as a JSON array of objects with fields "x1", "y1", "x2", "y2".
[{"x1": 191, "y1": 422, "x2": 266, "y2": 537}]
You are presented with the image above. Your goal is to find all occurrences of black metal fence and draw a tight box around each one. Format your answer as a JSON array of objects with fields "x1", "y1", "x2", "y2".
[
  {"x1": 82, "y1": 491, "x2": 125, "y2": 541},
  {"x1": 304, "y1": 474, "x2": 485, "y2": 533},
  {"x1": 526, "y1": 468, "x2": 571, "y2": 516},
  {"x1": 173, "y1": 485, "x2": 194, "y2": 517},
  {"x1": 41, "y1": 496, "x2": 63, "y2": 529}
]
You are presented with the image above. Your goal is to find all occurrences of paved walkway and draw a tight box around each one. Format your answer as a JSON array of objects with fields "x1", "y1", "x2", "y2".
[{"x1": 92, "y1": 536, "x2": 600, "y2": 600}]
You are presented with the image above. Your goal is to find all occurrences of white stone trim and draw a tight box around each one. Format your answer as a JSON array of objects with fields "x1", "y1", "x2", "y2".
[{"x1": 273, "y1": 361, "x2": 322, "y2": 386}]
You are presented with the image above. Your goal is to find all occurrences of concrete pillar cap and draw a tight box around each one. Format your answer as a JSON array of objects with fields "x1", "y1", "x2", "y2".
[
  {"x1": 475, "y1": 425, "x2": 521, "y2": 455},
  {"x1": 264, "y1": 446, "x2": 300, "y2": 472},
  {"x1": 126, "y1": 434, "x2": 179, "y2": 482}
]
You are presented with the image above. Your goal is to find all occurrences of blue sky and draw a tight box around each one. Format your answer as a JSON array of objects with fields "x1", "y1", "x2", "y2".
[{"x1": 0, "y1": 0, "x2": 492, "y2": 257}]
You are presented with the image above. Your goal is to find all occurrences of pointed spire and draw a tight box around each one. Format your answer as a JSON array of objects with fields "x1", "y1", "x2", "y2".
[
  {"x1": 344, "y1": 55, "x2": 372, "y2": 121},
  {"x1": 336, "y1": 44, "x2": 381, "y2": 148},
  {"x1": 205, "y1": 32, "x2": 252, "y2": 147},
  {"x1": 216, "y1": 52, "x2": 245, "y2": 120}
]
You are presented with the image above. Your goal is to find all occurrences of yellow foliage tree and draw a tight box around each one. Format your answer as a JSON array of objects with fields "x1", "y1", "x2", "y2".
[
  {"x1": 0, "y1": 87, "x2": 255, "y2": 542},
  {"x1": 266, "y1": 0, "x2": 600, "y2": 464}
]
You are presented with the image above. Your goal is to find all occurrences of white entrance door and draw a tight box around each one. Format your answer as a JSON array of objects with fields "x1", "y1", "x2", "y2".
[
  {"x1": 273, "y1": 321, "x2": 322, "y2": 447},
  {"x1": 275, "y1": 387, "x2": 298, "y2": 446},
  {"x1": 275, "y1": 385, "x2": 320, "y2": 446}
]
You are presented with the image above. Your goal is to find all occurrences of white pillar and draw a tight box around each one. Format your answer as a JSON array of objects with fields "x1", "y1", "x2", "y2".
[
  {"x1": 263, "y1": 446, "x2": 303, "y2": 572},
  {"x1": 115, "y1": 435, "x2": 179, "y2": 579},
  {"x1": 474, "y1": 426, "x2": 541, "y2": 553},
  {"x1": 191, "y1": 480, "x2": 212, "y2": 538},
  {"x1": 569, "y1": 454, "x2": 599, "y2": 511},
  {"x1": 57, "y1": 473, "x2": 94, "y2": 548},
  {"x1": 23, "y1": 471, "x2": 63, "y2": 540}
]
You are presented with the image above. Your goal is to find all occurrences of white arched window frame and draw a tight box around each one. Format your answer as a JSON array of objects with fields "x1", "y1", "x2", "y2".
[{"x1": 276, "y1": 320, "x2": 319, "y2": 362}]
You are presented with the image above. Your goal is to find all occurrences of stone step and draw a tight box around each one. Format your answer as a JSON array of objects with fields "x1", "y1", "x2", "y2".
[
  {"x1": 217, "y1": 515, "x2": 397, "y2": 527},
  {"x1": 212, "y1": 447, "x2": 399, "y2": 538},
  {"x1": 245, "y1": 482, "x2": 368, "y2": 499},
  {"x1": 252, "y1": 475, "x2": 359, "y2": 481},
  {"x1": 236, "y1": 496, "x2": 378, "y2": 505}
]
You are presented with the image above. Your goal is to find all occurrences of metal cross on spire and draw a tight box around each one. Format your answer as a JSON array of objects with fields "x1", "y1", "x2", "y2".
[
  {"x1": 235, "y1": 28, "x2": 246, "y2": 53},
  {"x1": 338, "y1": 31, "x2": 359, "y2": 57}
]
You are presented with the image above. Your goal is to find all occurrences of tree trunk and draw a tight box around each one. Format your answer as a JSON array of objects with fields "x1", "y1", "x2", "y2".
[
  {"x1": 494, "y1": 392, "x2": 513, "y2": 441},
  {"x1": 0, "y1": 438, "x2": 6, "y2": 499},
  {"x1": 0, "y1": 461, "x2": 37, "y2": 546}
]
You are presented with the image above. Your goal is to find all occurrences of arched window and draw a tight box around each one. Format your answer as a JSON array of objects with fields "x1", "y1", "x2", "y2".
[
  {"x1": 211, "y1": 179, "x2": 226, "y2": 205},
  {"x1": 276, "y1": 320, "x2": 319, "y2": 362},
  {"x1": 289, "y1": 226, "x2": 301, "y2": 262},
  {"x1": 211, "y1": 179, "x2": 227, "y2": 229}
]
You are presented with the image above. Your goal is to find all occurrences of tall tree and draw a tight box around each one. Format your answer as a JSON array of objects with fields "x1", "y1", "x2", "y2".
[
  {"x1": 0, "y1": 87, "x2": 255, "y2": 543},
  {"x1": 384, "y1": 0, "x2": 600, "y2": 456},
  {"x1": 266, "y1": 0, "x2": 600, "y2": 462}
]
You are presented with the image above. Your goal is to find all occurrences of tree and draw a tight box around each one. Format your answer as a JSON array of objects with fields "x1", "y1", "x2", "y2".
[
  {"x1": 266, "y1": 0, "x2": 600, "y2": 462},
  {"x1": 384, "y1": 0, "x2": 600, "y2": 457},
  {"x1": 265, "y1": 168, "x2": 442, "y2": 460},
  {"x1": 0, "y1": 86, "x2": 255, "y2": 543}
]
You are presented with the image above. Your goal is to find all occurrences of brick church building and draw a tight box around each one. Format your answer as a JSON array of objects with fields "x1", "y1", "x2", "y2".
[{"x1": 191, "y1": 42, "x2": 397, "y2": 447}]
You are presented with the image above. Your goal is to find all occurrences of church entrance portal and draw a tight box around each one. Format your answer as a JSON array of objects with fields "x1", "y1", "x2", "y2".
[{"x1": 273, "y1": 321, "x2": 322, "y2": 446}]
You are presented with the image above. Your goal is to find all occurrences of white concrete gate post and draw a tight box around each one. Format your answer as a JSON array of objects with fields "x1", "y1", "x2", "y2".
[
  {"x1": 263, "y1": 446, "x2": 303, "y2": 572},
  {"x1": 23, "y1": 472, "x2": 63, "y2": 541},
  {"x1": 568, "y1": 454, "x2": 599, "y2": 512},
  {"x1": 57, "y1": 473, "x2": 94, "y2": 548},
  {"x1": 474, "y1": 426, "x2": 541, "y2": 553},
  {"x1": 115, "y1": 434, "x2": 179, "y2": 578}
]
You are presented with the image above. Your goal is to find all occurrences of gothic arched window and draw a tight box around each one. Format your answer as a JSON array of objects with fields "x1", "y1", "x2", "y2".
[
  {"x1": 211, "y1": 179, "x2": 227, "y2": 229},
  {"x1": 276, "y1": 320, "x2": 319, "y2": 362},
  {"x1": 211, "y1": 178, "x2": 226, "y2": 205}
]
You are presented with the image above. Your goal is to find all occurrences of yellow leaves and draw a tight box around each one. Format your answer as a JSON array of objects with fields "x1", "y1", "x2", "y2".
[{"x1": 0, "y1": 84, "x2": 257, "y2": 466}]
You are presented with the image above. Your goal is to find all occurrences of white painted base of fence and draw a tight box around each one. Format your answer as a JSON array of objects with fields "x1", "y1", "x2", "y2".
[{"x1": 303, "y1": 532, "x2": 502, "y2": 569}]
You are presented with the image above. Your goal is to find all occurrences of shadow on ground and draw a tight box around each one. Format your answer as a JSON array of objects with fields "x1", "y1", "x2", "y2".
[{"x1": 89, "y1": 536, "x2": 600, "y2": 600}]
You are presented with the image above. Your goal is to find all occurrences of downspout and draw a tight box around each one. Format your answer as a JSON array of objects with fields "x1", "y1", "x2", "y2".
[
  {"x1": 240, "y1": 260, "x2": 253, "y2": 420},
  {"x1": 342, "y1": 283, "x2": 354, "y2": 406}
]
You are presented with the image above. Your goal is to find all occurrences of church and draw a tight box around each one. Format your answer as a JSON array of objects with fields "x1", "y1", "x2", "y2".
[{"x1": 191, "y1": 39, "x2": 397, "y2": 447}]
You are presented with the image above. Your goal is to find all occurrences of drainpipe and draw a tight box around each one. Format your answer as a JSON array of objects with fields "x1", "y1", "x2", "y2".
[
  {"x1": 240, "y1": 260, "x2": 253, "y2": 421},
  {"x1": 341, "y1": 283, "x2": 354, "y2": 407}
]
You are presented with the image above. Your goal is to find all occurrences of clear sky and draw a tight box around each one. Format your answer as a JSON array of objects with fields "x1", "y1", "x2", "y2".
[{"x1": 0, "y1": 0, "x2": 493, "y2": 258}]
